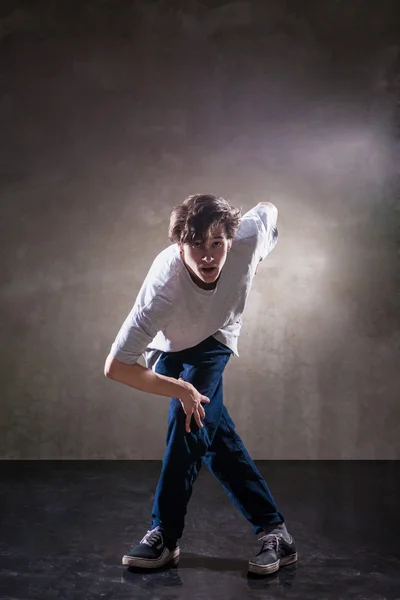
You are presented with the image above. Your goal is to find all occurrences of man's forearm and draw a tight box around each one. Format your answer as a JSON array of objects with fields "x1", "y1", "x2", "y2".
[{"x1": 104, "y1": 356, "x2": 184, "y2": 399}]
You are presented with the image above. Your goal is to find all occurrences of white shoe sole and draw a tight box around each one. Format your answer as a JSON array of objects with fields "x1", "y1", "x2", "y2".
[
  {"x1": 122, "y1": 546, "x2": 180, "y2": 569},
  {"x1": 248, "y1": 552, "x2": 298, "y2": 575}
]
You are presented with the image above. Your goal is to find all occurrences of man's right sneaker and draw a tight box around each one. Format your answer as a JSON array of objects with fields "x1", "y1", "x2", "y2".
[{"x1": 122, "y1": 526, "x2": 180, "y2": 569}]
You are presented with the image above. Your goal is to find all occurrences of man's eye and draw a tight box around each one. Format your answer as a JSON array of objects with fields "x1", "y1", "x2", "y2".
[
  {"x1": 192, "y1": 242, "x2": 202, "y2": 248},
  {"x1": 213, "y1": 242, "x2": 222, "y2": 247}
]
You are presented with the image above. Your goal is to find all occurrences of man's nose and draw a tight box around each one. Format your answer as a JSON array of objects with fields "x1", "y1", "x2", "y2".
[{"x1": 202, "y1": 255, "x2": 213, "y2": 263}]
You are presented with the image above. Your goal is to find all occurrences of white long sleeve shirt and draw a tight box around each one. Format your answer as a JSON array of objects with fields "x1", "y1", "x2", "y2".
[{"x1": 109, "y1": 204, "x2": 278, "y2": 369}]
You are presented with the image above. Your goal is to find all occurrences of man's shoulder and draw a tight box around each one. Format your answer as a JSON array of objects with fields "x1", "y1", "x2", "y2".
[
  {"x1": 151, "y1": 244, "x2": 179, "y2": 271},
  {"x1": 154, "y1": 244, "x2": 185, "y2": 278},
  {"x1": 139, "y1": 244, "x2": 181, "y2": 305}
]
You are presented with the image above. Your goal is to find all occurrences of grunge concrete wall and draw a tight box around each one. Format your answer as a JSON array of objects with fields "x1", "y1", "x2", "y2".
[{"x1": 1, "y1": 0, "x2": 399, "y2": 458}]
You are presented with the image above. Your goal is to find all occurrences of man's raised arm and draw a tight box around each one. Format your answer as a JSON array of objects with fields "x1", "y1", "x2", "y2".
[{"x1": 257, "y1": 201, "x2": 278, "y2": 221}]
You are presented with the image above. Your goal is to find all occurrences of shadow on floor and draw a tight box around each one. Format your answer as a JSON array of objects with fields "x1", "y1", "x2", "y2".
[
  {"x1": 122, "y1": 553, "x2": 298, "y2": 590},
  {"x1": 180, "y1": 552, "x2": 247, "y2": 572}
]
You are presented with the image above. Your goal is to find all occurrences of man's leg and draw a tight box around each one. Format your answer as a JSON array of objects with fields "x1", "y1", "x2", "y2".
[
  {"x1": 202, "y1": 404, "x2": 298, "y2": 575},
  {"x1": 122, "y1": 337, "x2": 232, "y2": 568},
  {"x1": 202, "y1": 404, "x2": 283, "y2": 535},
  {"x1": 151, "y1": 338, "x2": 232, "y2": 539}
]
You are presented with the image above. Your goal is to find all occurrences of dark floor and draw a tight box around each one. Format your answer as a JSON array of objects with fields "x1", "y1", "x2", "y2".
[{"x1": 0, "y1": 461, "x2": 399, "y2": 600}]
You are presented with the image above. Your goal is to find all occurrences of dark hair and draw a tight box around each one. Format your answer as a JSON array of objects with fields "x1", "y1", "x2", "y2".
[{"x1": 168, "y1": 193, "x2": 241, "y2": 244}]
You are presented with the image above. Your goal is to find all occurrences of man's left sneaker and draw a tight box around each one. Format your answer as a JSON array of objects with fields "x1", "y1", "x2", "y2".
[{"x1": 248, "y1": 523, "x2": 297, "y2": 575}]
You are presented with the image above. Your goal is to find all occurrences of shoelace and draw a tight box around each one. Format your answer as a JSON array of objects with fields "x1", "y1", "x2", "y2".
[
  {"x1": 260, "y1": 533, "x2": 281, "y2": 553},
  {"x1": 141, "y1": 528, "x2": 163, "y2": 547}
]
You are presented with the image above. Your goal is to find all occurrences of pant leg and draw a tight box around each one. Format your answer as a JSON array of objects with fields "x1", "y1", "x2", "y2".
[
  {"x1": 203, "y1": 404, "x2": 284, "y2": 535},
  {"x1": 151, "y1": 337, "x2": 232, "y2": 539}
]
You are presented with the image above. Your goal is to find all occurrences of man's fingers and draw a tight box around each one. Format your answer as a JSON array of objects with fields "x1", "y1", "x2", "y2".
[
  {"x1": 185, "y1": 407, "x2": 205, "y2": 432},
  {"x1": 183, "y1": 398, "x2": 207, "y2": 432},
  {"x1": 193, "y1": 408, "x2": 203, "y2": 429},
  {"x1": 185, "y1": 411, "x2": 192, "y2": 433},
  {"x1": 201, "y1": 395, "x2": 210, "y2": 404},
  {"x1": 186, "y1": 410, "x2": 204, "y2": 432}
]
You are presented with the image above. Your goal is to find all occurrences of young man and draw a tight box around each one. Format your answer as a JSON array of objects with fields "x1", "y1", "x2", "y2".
[{"x1": 104, "y1": 193, "x2": 297, "y2": 576}]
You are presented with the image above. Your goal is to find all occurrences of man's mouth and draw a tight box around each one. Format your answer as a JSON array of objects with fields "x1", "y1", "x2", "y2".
[{"x1": 200, "y1": 266, "x2": 217, "y2": 275}]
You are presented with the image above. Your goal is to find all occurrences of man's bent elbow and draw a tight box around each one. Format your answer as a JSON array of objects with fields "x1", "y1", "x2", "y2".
[
  {"x1": 104, "y1": 355, "x2": 140, "y2": 383},
  {"x1": 258, "y1": 201, "x2": 278, "y2": 220},
  {"x1": 104, "y1": 355, "x2": 119, "y2": 379},
  {"x1": 258, "y1": 201, "x2": 278, "y2": 211}
]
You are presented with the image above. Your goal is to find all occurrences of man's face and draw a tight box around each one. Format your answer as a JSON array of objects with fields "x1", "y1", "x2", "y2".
[{"x1": 179, "y1": 226, "x2": 232, "y2": 289}]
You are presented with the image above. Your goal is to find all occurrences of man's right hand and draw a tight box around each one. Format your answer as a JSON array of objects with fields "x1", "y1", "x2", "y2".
[
  {"x1": 177, "y1": 378, "x2": 210, "y2": 433},
  {"x1": 104, "y1": 358, "x2": 210, "y2": 432}
]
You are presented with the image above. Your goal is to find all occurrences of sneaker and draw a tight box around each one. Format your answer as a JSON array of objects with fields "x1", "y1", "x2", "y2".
[
  {"x1": 248, "y1": 523, "x2": 297, "y2": 576},
  {"x1": 122, "y1": 526, "x2": 180, "y2": 569}
]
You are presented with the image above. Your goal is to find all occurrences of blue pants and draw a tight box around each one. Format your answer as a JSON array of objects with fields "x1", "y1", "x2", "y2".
[{"x1": 151, "y1": 335, "x2": 284, "y2": 539}]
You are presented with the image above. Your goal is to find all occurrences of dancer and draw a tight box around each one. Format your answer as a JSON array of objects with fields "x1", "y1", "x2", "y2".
[{"x1": 104, "y1": 193, "x2": 297, "y2": 576}]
